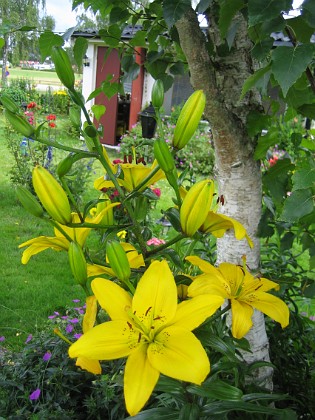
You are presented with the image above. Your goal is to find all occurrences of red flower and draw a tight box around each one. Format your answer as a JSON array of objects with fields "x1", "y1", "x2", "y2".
[
  {"x1": 48, "y1": 122, "x2": 56, "y2": 128},
  {"x1": 46, "y1": 114, "x2": 56, "y2": 121},
  {"x1": 269, "y1": 155, "x2": 279, "y2": 167},
  {"x1": 27, "y1": 102, "x2": 37, "y2": 109},
  {"x1": 152, "y1": 188, "x2": 161, "y2": 198},
  {"x1": 112, "y1": 159, "x2": 123, "y2": 164}
]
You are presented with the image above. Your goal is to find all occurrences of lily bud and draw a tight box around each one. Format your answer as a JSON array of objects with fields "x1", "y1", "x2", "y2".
[
  {"x1": 4, "y1": 110, "x2": 35, "y2": 138},
  {"x1": 172, "y1": 90, "x2": 206, "y2": 150},
  {"x1": 32, "y1": 165, "x2": 72, "y2": 224},
  {"x1": 15, "y1": 186, "x2": 44, "y2": 218},
  {"x1": 68, "y1": 241, "x2": 87, "y2": 286},
  {"x1": 106, "y1": 241, "x2": 131, "y2": 282},
  {"x1": 180, "y1": 179, "x2": 214, "y2": 236},
  {"x1": 1, "y1": 94, "x2": 20, "y2": 113},
  {"x1": 51, "y1": 46, "x2": 75, "y2": 90},
  {"x1": 57, "y1": 154, "x2": 75, "y2": 178},
  {"x1": 96, "y1": 193, "x2": 114, "y2": 226},
  {"x1": 151, "y1": 79, "x2": 164, "y2": 110},
  {"x1": 154, "y1": 139, "x2": 178, "y2": 192}
]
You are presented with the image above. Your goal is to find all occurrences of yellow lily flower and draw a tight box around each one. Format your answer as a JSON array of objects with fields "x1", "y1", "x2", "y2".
[
  {"x1": 180, "y1": 184, "x2": 253, "y2": 247},
  {"x1": 87, "y1": 242, "x2": 145, "y2": 278},
  {"x1": 94, "y1": 147, "x2": 165, "y2": 192},
  {"x1": 76, "y1": 295, "x2": 101, "y2": 375},
  {"x1": 69, "y1": 260, "x2": 224, "y2": 416},
  {"x1": 19, "y1": 205, "x2": 119, "y2": 264},
  {"x1": 186, "y1": 256, "x2": 290, "y2": 339}
]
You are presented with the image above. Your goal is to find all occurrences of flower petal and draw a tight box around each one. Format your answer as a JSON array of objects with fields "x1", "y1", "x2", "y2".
[
  {"x1": 148, "y1": 326, "x2": 210, "y2": 384},
  {"x1": 188, "y1": 274, "x2": 230, "y2": 299},
  {"x1": 76, "y1": 356, "x2": 102, "y2": 374},
  {"x1": 250, "y1": 292, "x2": 289, "y2": 329},
  {"x1": 83, "y1": 295, "x2": 98, "y2": 333},
  {"x1": 69, "y1": 320, "x2": 137, "y2": 360},
  {"x1": 91, "y1": 278, "x2": 132, "y2": 321},
  {"x1": 124, "y1": 343, "x2": 159, "y2": 416},
  {"x1": 201, "y1": 212, "x2": 253, "y2": 247},
  {"x1": 186, "y1": 256, "x2": 224, "y2": 280},
  {"x1": 231, "y1": 299, "x2": 253, "y2": 339},
  {"x1": 173, "y1": 295, "x2": 224, "y2": 331},
  {"x1": 19, "y1": 236, "x2": 68, "y2": 264},
  {"x1": 132, "y1": 260, "x2": 177, "y2": 329},
  {"x1": 218, "y1": 263, "x2": 245, "y2": 297},
  {"x1": 87, "y1": 263, "x2": 114, "y2": 278}
]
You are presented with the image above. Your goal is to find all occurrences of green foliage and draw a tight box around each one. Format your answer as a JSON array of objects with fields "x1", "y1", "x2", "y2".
[{"x1": 0, "y1": 302, "x2": 126, "y2": 419}]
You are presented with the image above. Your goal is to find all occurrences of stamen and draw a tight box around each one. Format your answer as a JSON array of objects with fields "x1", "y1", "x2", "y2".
[
  {"x1": 145, "y1": 306, "x2": 152, "y2": 316},
  {"x1": 137, "y1": 332, "x2": 142, "y2": 343}
]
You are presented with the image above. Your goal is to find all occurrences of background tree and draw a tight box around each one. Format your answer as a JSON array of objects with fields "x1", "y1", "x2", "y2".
[
  {"x1": 0, "y1": 0, "x2": 55, "y2": 81},
  {"x1": 66, "y1": 0, "x2": 314, "y2": 387}
]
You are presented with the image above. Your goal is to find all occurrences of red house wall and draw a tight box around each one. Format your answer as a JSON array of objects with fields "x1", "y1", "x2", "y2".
[
  {"x1": 129, "y1": 48, "x2": 145, "y2": 130},
  {"x1": 94, "y1": 47, "x2": 120, "y2": 146}
]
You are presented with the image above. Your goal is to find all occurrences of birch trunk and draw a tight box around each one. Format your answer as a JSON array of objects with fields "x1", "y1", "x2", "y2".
[{"x1": 176, "y1": 7, "x2": 273, "y2": 388}]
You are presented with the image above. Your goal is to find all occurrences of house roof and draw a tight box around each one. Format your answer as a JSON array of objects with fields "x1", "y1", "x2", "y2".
[{"x1": 72, "y1": 24, "x2": 143, "y2": 40}]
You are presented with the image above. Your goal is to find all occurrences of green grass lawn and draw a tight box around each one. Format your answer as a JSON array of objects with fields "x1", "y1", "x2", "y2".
[
  {"x1": 7, "y1": 67, "x2": 82, "y2": 87},
  {"x1": 0, "y1": 114, "x2": 90, "y2": 350}
]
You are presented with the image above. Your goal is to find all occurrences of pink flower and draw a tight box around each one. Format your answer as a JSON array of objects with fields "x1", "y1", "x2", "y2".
[
  {"x1": 25, "y1": 334, "x2": 33, "y2": 343},
  {"x1": 43, "y1": 352, "x2": 52, "y2": 361},
  {"x1": 151, "y1": 187, "x2": 161, "y2": 198},
  {"x1": 147, "y1": 238, "x2": 166, "y2": 246}
]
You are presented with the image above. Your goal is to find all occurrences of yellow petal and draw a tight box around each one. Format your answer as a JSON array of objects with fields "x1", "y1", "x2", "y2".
[
  {"x1": 148, "y1": 326, "x2": 210, "y2": 385},
  {"x1": 250, "y1": 292, "x2": 289, "y2": 329},
  {"x1": 83, "y1": 295, "x2": 98, "y2": 333},
  {"x1": 201, "y1": 212, "x2": 253, "y2": 247},
  {"x1": 87, "y1": 263, "x2": 114, "y2": 278},
  {"x1": 231, "y1": 299, "x2": 253, "y2": 339},
  {"x1": 218, "y1": 263, "x2": 245, "y2": 296},
  {"x1": 76, "y1": 356, "x2": 102, "y2": 375},
  {"x1": 188, "y1": 274, "x2": 230, "y2": 299},
  {"x1": 19, "y1": 236, "x2": 68, "y2": 264},
  {"x1": 69, "y1": 320, "x2": 137, "y2": 360},
  {"x1": 91, "y1": 278, "x2": 132, "y2": 320},
  {"x1": 186, "y1": 256, "x2": 223, "y2": 280},
  {"x1": 132, "y1": 260, "x2": 177, "y2": 330},
  {"x1": 173, "y1": 295, "x2": 224, "y2": 331},
  {"x1": 124, "y1": 343, "x2": 159, "y2": 416}
]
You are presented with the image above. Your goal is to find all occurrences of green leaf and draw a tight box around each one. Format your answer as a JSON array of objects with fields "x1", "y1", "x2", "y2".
[
  {"x1": 219, "y1": 0, "x2": 245, "y2": 38},
  {"x1": 99, "y1": 25, "x2": 122, "y2": 47},
  {"x1": 301, "y1": 0, "x2": 315, "y2": 27},
  {"x1": 110, "y1": 7, "x2": 130, "y2": 24},
  {"x1": 246, "y1": 111, "x2": 271, "y2": 137},
  {"x1": 271, "y1": 44, "x2": 315, "y2": 97},
  {"x1": 187, "y1": 380, "x2": 243, "y2": 401},
  {"x1": 297, "y1": 103, "x2": 315, "y2": 120},
  {"x1": 292, "y1": 167, "x2": 315, "y2": 190},
  {"x1": 301, "y1": 136, "x2": 315, "y2": 151},
  {"x1": 196, "y1": 0, "x2": 213, "y2": 14},
  {"x1": 163, "y1": 0, "x2": 191, "y2": 28},
  {"x1": 130, "y1": 31, "x2": 148, "y2": 47},
  {"x1": 263, "y1": 159, "x2": 294, "y2": 207},
  {"x1": 254, "y1": 129, "x2": 279, "y2": 160},
  {"x1": 129, "y1": 408, "x2": 180, "y2": 419},
  {"x1": 241, "y1": 64, "x2": 271, "y2": 99},
  {"x1": 91, "y1": 104, "x2": 106, "y2": 121},
  {"x1": 0, "y1": 38, "x2": 4, "y2": 49},
  {"x1": 248, "y1": 0, "x2": 291, "y2": 26},
  {"x1": 73, "y1": 37, "x2": 88, "y2": 68},
  {"x1": 281, "y1": 189, "x2": 314, "y2": 222},
  {"x1": 39, "y1": 32, "x2": 64, "y2": 61},
  {"x1": 286, "y1": 16, "x2": 315, "y2": 43},
  {"x1": 280, "y1": 231, "x2": 295, "y2": 251},
  {"x1": 203, "y1": 400, "x2": 297, "y2": 416}
]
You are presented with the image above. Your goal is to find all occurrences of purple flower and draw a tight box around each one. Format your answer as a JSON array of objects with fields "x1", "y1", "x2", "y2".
[
  {"x1": 69, "y1": 318, "x2": 79, "y2": 324},
  {"x1": 72, "y1": 299, "x2": 80, "y2": 303},
  {"x1": 74, "y1": 333, "x2": 82, "y2": 339},
  {"x1": 43, "y1": 352, "x2": 52, "y2": 361},
  {"x1": 66, "y1": 324, "x2": 74, "y2": 333},
  {"x1": 61, "y1": 316, "x2": 69, "y2": 320},
  {"x1": 48, "y1": 315, "x2": 56, "y2": 319},
  {"x1": 25, "y1": 334, "x2": 33, "y2": 343},
  {"x1": 29, "y1": 388, "x2": 41, "y2": 401},
  {"x1": 310, "y1": 316, "x2": 315, "y2": 322},
  {"x1": 0, "y1": 336, "x2": 5, "y2": 342}
]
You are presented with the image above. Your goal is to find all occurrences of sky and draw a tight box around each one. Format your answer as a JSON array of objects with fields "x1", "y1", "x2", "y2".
[{"x1": 45, "y1": 0, "x2": 78, "y2": 33}]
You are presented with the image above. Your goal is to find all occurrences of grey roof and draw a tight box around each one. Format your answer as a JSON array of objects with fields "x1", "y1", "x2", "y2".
[{"x1": 72, "y1": 24, "x2": 143, "y2": 40}]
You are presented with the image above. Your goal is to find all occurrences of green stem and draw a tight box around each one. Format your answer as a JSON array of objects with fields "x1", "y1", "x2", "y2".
[
  {"x1": 204, "y1": 301, "x2": 231, "y2": 325},
  {"x1": 49, "y1": 219, "x2": 73, "y2": 243},
  {"x1": 146, "y1": 233, "x2": 185, "y2": 257},
  {"x1": 60, "y1": 178, "x2": 84, "y2": 223}
]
